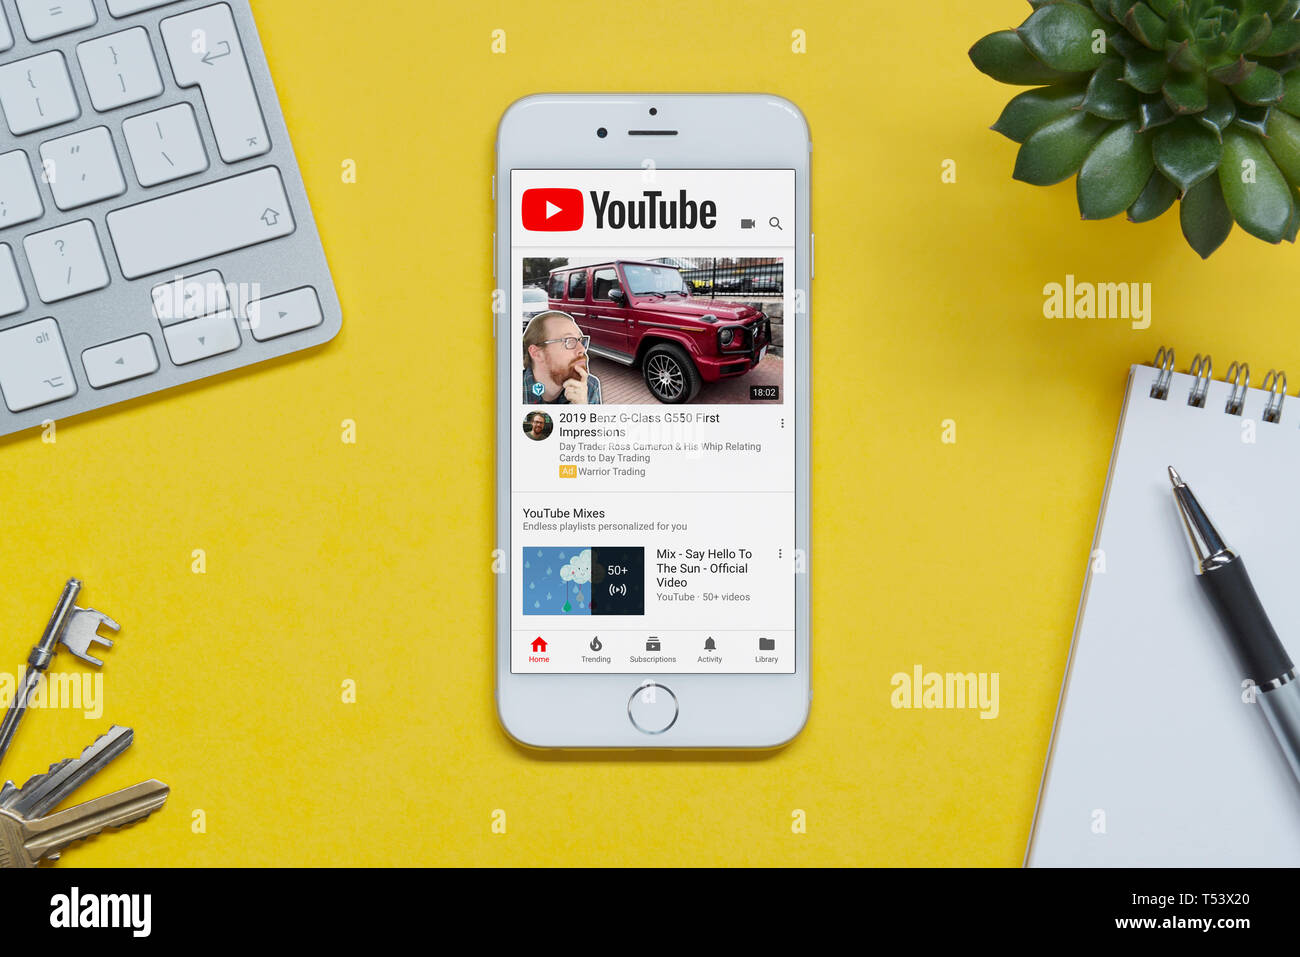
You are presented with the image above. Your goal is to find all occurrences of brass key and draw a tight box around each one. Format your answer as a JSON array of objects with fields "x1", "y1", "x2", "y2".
[{"x1": 0, "y1": 780, "x2": 169, "y2": 868}]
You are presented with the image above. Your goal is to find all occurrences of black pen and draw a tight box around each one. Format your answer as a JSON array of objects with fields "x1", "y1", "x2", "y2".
[{"x1": 1169, "y1": 467, "x2": 1300, "y2": 785}]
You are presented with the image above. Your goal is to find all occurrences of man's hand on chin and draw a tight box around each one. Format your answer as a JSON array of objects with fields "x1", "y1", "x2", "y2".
[{"x1": 563, "y1": 364, "x2": 589, "y2": 405}]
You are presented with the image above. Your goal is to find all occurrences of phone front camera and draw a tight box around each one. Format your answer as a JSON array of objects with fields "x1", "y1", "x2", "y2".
[
  {"x1": 597, "y1": 127, "x2": 608, "y2": 139},
  {"x1": 649, "y1": 107, "x2": 658, "y2": 116}
]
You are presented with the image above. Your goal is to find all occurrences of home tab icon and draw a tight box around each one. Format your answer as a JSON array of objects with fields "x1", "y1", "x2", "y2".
[{"x1": 531, "y1": 637, "x2": 547, "y2": 652}]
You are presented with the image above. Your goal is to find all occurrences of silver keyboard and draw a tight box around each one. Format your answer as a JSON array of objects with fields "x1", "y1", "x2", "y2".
[{"x1": 0, "y1": 0, "x2": 341, "y2": 437}]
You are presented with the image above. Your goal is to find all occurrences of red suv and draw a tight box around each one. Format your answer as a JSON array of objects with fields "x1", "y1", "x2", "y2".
[{"x1": 546, "y1": 260, "x2": 772, "y2": 403}]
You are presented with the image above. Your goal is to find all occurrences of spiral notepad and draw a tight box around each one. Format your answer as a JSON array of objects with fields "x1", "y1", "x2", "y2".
[{"x1": 1028, "y1": 349, "x2": 1300, "y2": 867}]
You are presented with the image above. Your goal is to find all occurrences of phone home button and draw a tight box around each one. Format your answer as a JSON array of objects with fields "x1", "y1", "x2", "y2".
[{"x1": 628, "y1": 682, "x2": 678, "y2": 735}]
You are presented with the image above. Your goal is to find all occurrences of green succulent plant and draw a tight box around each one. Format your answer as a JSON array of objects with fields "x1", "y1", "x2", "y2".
[{"x1": 971, "y1": 0, "x2": 1300, "y2": 257}]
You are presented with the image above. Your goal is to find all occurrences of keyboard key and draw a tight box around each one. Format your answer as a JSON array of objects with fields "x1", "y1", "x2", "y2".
[
  {"x1": 23, "y1": 220, "x2": 110, "y2": 303},
  {"x1": 107, "y1": 0, "x2": 180, "y2": 15},
  {"x1": 160, "y1": 4, "x2": 269, "y2": 163},
  {"x1": 76, "y1": 27, "x2": 164, "y2": 113},
  {"x1": 151, "y1": 269, "x2": 227, "y2": 325},
  {"x1": 162, "y1": 309, "x2": 239, "y2": 365},
  {"x1": 247, "y1": 287, "x2": 322, "y2": 342},
  {"x1": 0, "y1": 318, "x2": 76, "y2": 412},
  {"x1": 40, "y1": 127, "x2": 127, "y2": 211},
  {"x1": 0, "y1": 52, "x2": 81, "y2": 135},
  {"x1": 0, "y1": 8, "x2": 13, "y2": 52},
  {"x1": 16, "y1": 0, "x2": 96, "y2": 41},
  {"x1": 82, "y1": 333, "x2": 159, "y2": 388},
  {"x1": 122, "y1": 103, "x2": 208, "y2": 186},
  {"x1": 0, "y1": 152, "x2": 44, "y2": 229},
  {"x1": 0, "y1": 245, "x2": 26, "y2": 317},
  {"x1": 106, "y1": 167, "x2": 294, "y2": 279}
]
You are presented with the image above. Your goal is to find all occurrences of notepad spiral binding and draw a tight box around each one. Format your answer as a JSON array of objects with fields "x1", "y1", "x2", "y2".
[{"x1": 1149, "y1": 346, "x2": 1289, "y2": 423}]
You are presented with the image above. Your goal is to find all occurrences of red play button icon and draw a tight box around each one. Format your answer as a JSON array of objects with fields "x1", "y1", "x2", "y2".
[{"x1": 522, "y1": 188, "x2": 584, "y2": 231}]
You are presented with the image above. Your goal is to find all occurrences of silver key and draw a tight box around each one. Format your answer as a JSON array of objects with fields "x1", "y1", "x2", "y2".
[
  {"x1": 1, "y1": 726, "x2": 132, "y2": 819},
  {"x1": 0, "y1": 580, "x2": 119, "y2": 768}
]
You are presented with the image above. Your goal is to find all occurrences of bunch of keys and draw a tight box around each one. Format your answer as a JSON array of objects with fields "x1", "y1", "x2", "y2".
[{"x1": 0, "y1": 579, "x2": 169, "y2": 868}]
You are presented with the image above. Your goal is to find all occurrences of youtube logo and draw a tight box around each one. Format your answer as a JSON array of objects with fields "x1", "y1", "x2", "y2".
[{"x1": 522, "y1": 188, "x2": 584, "y2": 231}]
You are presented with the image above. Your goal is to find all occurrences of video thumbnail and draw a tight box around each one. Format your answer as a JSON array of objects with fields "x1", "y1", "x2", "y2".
[
  {"x1": 522, "y1": 546, "x2": 645, "y2": 616},
  {"x1": 521, "y1": 256, "x2": 785, "y2": 406}
]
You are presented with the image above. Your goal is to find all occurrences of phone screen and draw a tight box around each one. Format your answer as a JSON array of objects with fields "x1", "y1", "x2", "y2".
[{"x1": 510, "y1": 169, "x2": 797, "y2": 675}]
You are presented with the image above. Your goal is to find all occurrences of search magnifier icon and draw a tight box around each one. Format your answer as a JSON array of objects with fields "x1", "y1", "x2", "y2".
[{"x1": 769, "y1": 216, "x2": 783, "y2": 230}]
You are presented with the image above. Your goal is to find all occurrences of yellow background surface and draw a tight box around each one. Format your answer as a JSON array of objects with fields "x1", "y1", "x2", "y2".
[{"x1": 0, "y1": 0, "x2": 1291, "y2": 867}]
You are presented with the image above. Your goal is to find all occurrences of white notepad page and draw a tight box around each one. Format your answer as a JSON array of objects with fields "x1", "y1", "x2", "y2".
[{"x1": 1028, "y1": 363, "x2": 1300, "y2": 866}]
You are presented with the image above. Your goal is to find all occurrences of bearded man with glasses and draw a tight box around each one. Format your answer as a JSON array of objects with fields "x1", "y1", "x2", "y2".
[{"x1": 522, "y1": 310, "x2": 603, "y2": 405}]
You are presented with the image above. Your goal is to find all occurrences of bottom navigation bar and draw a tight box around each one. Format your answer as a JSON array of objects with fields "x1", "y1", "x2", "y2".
[{"x1": 511, "y1": 629, "x2": 796, "y2": 673}]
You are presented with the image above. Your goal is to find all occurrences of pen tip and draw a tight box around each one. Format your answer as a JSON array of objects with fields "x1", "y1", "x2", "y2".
[{"x1": 1168, "y1": 465, "x2": 1185, "y2": 488}]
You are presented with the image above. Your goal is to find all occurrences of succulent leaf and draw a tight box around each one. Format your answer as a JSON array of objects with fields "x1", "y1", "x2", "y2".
[
  {"x1": 1126, "y1": 3, "x2": 1171, "y2": 46},
  {"x1": 1263, "y1": 108, "x2": 1300, "y2": 181},
  {"x1": 1111, "y1": 0, "x2": 1142, "y2": 21},
  {"x1": 1082, "y1": 58, "x2": 1142, "y2": 115},
  {"x1": 1281, "y1": 69, "x2": 1300, "y2": 112},
  {"x1": 1181, "y1": 175, "x2": 1235, "y2": 255},
  {"x1": 1201, "y1": 80, "x2": 1239, "y2": 132},
  {"x1": 1233, "y1": 63, "x2": 1287, "y2": 100},
  {"x1": 1141, "y1": 96, "x2": 1181, "y2": 128},
  {"x1": 971, "y1": 31, "x2": 1083, "y2": 84},
  {"x1": 1227, "y1": 14, "x2": 1273, "y2": 55},
  {"x1": 1241, "y1": 0, "x2": 1291, "y2": 20},
  {"x1": 1219, "y1": 128, "x2": 1296, "y2": 240},
  {"x1": 1014, "y1": 111, "x2": 1113, "y2": 184},
  {"x1": 1126, "y1": 47, "x2": 1171, "y2": 90},
  {"x1": 1108, "y1": 28, "x2": 1141, "y2": 56},
  {"x1": 994, "y1": 84, "x2": 1090, "y2": 141},
  {"x1": 1019, "y1": 3, "x2": 1110, "y2": 71},
  {"x1": 1129, "y1": 170, "x2": 1182, "y2": 218},
  {"x1": 1078, "y1": 120, "x2": 1156, "y2": 216},
  {"x1": 1209, "y1": 54, "x2": 1258, "y2": 83},
  {"x1": 1258, "y1": 18, "x2": 1300, "y2": 52},
  {"x1": 1285, "y1": 186, "x2": 1300, "y2": 241},
  {"x1": 1169, "y1": 40, "x2": 1206, "y2": 71},
  {"x1": 1165, "y1": 70, "x2": 1211, "y2": 111},
  {"x1": 1154, "y1": 120, "x2": 1225, "y2": 190},
  {"x1": 1167, "y1": 1, "x2": 1195, "y2": 37},
  {"x1": 1234, "y1": 101, "x2": 1275, "y2": 133},
  {"x1": 1091, "y1": 0, "x2": 1119, "y2": 22}
]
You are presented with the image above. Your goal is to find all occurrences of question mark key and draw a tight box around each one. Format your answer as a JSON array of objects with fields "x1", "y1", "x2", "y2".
[{"x1": 21, "y1": 219, "x2": 110, "y2": 304}]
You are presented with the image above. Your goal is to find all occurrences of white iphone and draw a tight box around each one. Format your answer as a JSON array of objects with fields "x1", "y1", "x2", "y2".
[{"x1": 494, "y1": 94, "x2": 811, "y2": 747}]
